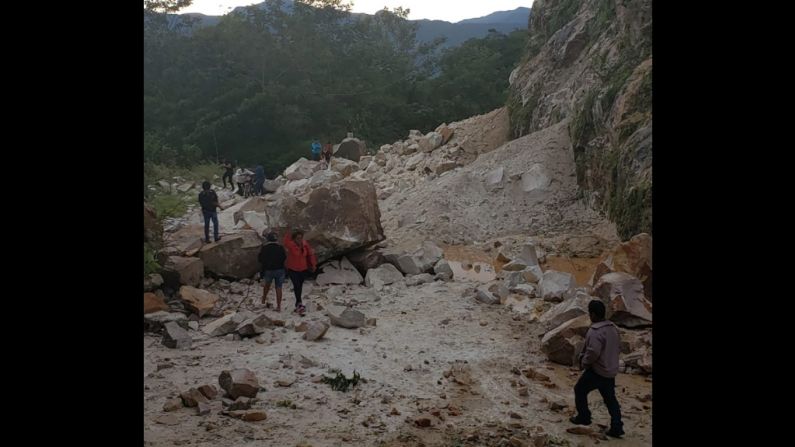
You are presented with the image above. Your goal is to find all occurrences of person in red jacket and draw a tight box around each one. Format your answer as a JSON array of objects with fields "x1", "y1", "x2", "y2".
[{"x1": 283, "y1": 227, "x2": 317, "y2": 315}]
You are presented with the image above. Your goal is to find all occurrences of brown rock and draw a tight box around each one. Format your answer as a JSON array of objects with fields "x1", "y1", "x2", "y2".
[
  {"x1": 218, "y1": 369, "x2": 259, "y2": 399},
  {"x1": 590, "y1": 233, "x2": 652, "y2": 300},
  {"x1": 144, "y1": 292, "x2": 169, "y2": 315},
  {"x1": 198, "y1": 385, "x2": 218, "y2": 400},
  {"x1": 178, "y1": 286, "x2": 219, "y2": 318},
  {"x1": 180, "y1": 388, "x2": 208, "y2": 407},
  {"x1": 197, "y1": 401, "x2": 212, "y2": 416},
  {"x1": 302, "y1": 321, "x2": 329, "y2": 341}
]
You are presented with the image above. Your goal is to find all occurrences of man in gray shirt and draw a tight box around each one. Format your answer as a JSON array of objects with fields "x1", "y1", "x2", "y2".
[{"x1": 570, "y1": 300, "x2": 625, "y2": 438}]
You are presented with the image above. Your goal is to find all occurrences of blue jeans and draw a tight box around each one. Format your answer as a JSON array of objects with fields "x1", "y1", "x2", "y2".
[
  {"x1": 261, "y1": 269, "x2": 285, "y2": 288},
  {"x1": 202, "y1": 210, "x2": 219, "y2": 241}
]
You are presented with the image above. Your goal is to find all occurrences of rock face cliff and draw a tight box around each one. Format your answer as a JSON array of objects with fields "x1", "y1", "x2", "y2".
[{"x1": 507, "y1": 0, "x2": 651, "y2": 240}]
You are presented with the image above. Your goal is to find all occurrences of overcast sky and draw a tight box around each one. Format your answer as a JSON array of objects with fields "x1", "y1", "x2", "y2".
[{"x1": 178, "y1": 0, "x2": 534, "y2": 23}]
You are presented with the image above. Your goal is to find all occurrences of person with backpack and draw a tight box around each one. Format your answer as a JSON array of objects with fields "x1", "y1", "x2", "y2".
[
  {"x1": 283, "y1": 227, "x2": 316, "y2": 316},
  {"x1": 258, "y1": 231, "x2": 287, "y2": 312},
  {"x1": 198, "y1": 181, "x2": 220, "y2": 243},
  {"x1": 311, "y1": 140, "x2": 322, "y2": 161}
]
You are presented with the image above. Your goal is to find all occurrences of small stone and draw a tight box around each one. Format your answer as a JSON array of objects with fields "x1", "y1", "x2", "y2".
[
  {"x1": 518, "y1": 387, "x2": 528, "y2": 397},
  {"x1": 155, "y1": 414, "x2": 180, "y2": 426},
  {"x1": 228, "y1": 397, "x2": 252, "y2": 411},
  {"x1": 163, "y1": 398, "x2": 183, "y2": 412},
  {"x1": 276, "y1": 377, "x2": 296, "y2": 387},
  {"x1": 390, "y1": 408, "x2": 401, "y2": 416},
  {"x1": 510, "y1": 411, "x2": 523, "y2": 419},
  {"x1": 181, "y1": 388, "x2": 209, "y2": 407},
  {"x1": 198, "y1": 384, "x2": 218, "y2": 400},
  {"x1": 197, "y1": 402, "x2": 212, "y2": 416},
  {"x1": 414, "y1": 416, "x2": 432, "y2": 427}
]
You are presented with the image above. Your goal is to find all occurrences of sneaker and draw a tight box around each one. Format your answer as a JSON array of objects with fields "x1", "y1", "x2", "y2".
[
  {"x1": 569, "y1": 416, "x2": 592, "y2": 426},
  {"x1": 605, "y1": 427, "x2": 625, "y2": 438},
  {"x1": 204, "y1": 239, "x2": 211, "y2": 243}
]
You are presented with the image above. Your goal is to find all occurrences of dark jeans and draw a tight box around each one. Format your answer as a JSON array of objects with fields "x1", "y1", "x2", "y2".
[
  {"x1": 574, "y1": 368, "x2": 623, "y2": 430},
  {"x1": 254, "y1": 179, "x2": 264, "y2": 195},
  {"x1": 202, "y1": 210, "x2": 219, "y2": 241},
  {"x1": 222, "y1": 172, "x2": 233, "y2": 188},
  {"x1": 311, "y1": 153, "x2": 320, "y2": 161},
  {"x1": 287, "y1": 269, "x2": 307, "y2": 308}
]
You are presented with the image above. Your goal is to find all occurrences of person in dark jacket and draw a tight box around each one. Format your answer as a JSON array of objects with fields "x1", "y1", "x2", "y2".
[
  {"x1": 221, "y1": 159, "x2": 234, "y2": 190},
  {"x1": 197, "y1": 181, "x2": 220, "y2": 243},
  {"x1": 258, "y1": 231, "x2": 287, "y2": 311},
  {"x1": 253, "y1": 165, "x2": 265, "y2": 196},
  {"x1": 570, "y1": 300, "x2": 624, "y2": 438}
]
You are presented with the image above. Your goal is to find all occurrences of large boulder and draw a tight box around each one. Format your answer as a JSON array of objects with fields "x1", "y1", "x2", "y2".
[
  {"x1": 163, "y1": 225, "x2": 204, "y2": 256},
  {"x1": 309, "y1": 169, "x2": 343, "y2": 187},
  {"x1": 334, "y1": 138, "x2": 366, "y2": 162},
  {"x1": 405, "y1": 153, "x2": 425, "y2": 171},
  {"x1": 178, "y1": 286, "x2": 220, "y2": 318},
  {"x1": 218, "y1": 369, "x2": 259, "y2": 399},
  {"x1": 231, "y1": 180, "x2": 384, "y2": 264},
  {"x1": 541, "y1": 314, "x2": 591, "y2": 366},
  {"x1": 162, "y1": 256, "x2": 204, "y2": 289},
  {"x1": 593, "y1": 272, "x2": 652, "y2": 328},
  {"x1": 263, "y1": 178, "x2": 284, "y2": 193},
  {"x1": 538, "y1": 270, "x2": 575, "y2": 302},
  {"x1": 418, "y1": 132, "x2": 443, "y2": 153},
  {"x1": 365, "y1": 264, "x2": 404, "y2": 289},
  {"x1": 197, "y1": 230, "x2": 262, "y2": 279},
  {"x1": 539, "y1": 291, "x2": 593, "y2": 330},
  {"x1": 144, "y1": 202, "x2": 162, "y2": 247},
  {"x1": 284, "y1": 158, "x2": 322, "y2": 181},
  {"x1": 330, "y1": 158, "x2": 361, "y2": 177},
  {"x1": 590, "y1": 233, "x2": 652, "y2": 301},
  {"x1": 316, "y1": 257, "x2": 364, "y2": 286},
  {"x1": 436, "y1": 123, "x2": 454, "y2": 145}
]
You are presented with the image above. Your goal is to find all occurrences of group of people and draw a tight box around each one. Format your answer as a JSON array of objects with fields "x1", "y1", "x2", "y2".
[
  {"x1": 201, "y1": 166, "x2": 626, "y2": 438},
  {"x1": 220, "y1": 159, "x2": 267, "y2": 197},
  {"x1": 197, "y1": 181, "x2": 316, "y2": 316},
  {"x1": 257, "y1": 228, "x2": 316, "y2": 316}
]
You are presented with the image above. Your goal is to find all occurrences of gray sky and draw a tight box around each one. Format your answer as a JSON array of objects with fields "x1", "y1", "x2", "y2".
[{"x1": 179, "y1": 0, "x2": 534, "y2": 23}]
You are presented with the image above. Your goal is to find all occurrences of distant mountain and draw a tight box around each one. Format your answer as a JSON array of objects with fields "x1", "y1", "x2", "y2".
[
  {"x1": 458, "y1": 7, "x2": 531, "y2": 25},
  {"x1": 161, "y1": 1, "x2": 531, "y2": 49}
]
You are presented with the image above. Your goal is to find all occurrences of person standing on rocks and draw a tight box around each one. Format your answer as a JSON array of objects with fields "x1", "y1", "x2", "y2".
[
  {"x1": 258, "y1": 231, "x2": 287, "y2": 312},
  {"x1": 311, "y1": 139, "x2": 322, "y2": 161},
  {"x1": 221, "y1": 159, "x2": 234, "y2": 190},
  {"x1": 322, "y1": 141, "x2": 333, "y2": 168},
  {"x1": 283, "y1": 227, "x2": 316, "y2": 316},
  {"x1": 253, "y1": 165, "x2": 265, "y2": 196},
  {"x1": 570, "y1": 300, "x2": 624, "y2": 438},
  {"x1": 198, "y1": 181, "x2": 220, "y2": 243}
]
